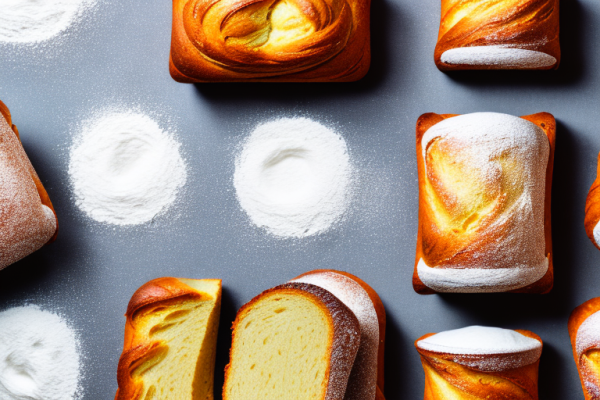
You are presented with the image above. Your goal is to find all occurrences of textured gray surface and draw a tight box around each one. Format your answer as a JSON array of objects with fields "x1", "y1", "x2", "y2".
[{"x1": 0, "y1": 0, "x2": 598, "y2": 398}]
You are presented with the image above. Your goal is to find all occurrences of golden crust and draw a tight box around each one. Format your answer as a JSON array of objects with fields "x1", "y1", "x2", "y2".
[
  {"x1": 169, "y1": 0, "x2": 370, "y2": 82},
  {"x1": 293, "y1": 269, "x2": 386, "y2": 395},
  {"x1": 584, "y1": 154, "x2": 600, "y2": 251},
  {"x1": 223, "y1": 282, "x2": 361, "y2": 400},
  {"x1": 115, "y1": 277, "x2": 222, "y2": 400},
  {"x1": 434, "y1": 0, "x2": 560, "y2": 71},
  {"x1": 415, "y1": 330, "x2": 542, "y2": 399},
  {"x1": 413, "y1": 112, "x2": 555, "y2": 294},
  {"x1": 568, "y1": 297, "x2": 600, "y2": 400},
  {"x1": 0, "y1": 100, "x2": 58, "y2": 245}
]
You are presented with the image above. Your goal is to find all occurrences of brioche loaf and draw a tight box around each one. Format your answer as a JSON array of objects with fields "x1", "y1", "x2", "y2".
[
  {"x1": 415, "y1": 326, "x2": 543, "y2": 399},
  {"x1": 115, "y1": 277, "x2": 221, "y2": 400},
  {"x1": 413, "y1": 112, "x2": 555, "y2": 294},
  {"x1": 290, "y1": 269, "x2": 386, "y2": 400},
  {"x1": 568, "y1": 297, "x2": 600, "y2": 400},
  {"x1": 0, "y1": 100, "x2": 57, "y2": 271},
  {"x1": 223, "y1": 282, "x2": 360, "y2": 400},
  {"x1": 434, "y1": 0, "x2": 560, "y2": 71},
  {"x1": 584, "y1": 154, "x2": 600, "y2": 251},
  {"x1": 168, "y1": 0, "x2": 371, "y2": 82}
]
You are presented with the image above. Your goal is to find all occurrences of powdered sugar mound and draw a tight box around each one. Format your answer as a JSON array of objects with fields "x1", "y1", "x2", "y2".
[
  {"x1": 417, "y1": 326, "x2": 542, "y2": 372},
  {"x1": 419, "y1": 112, "x2": 550, "y2": 292},
  {"x1": 593, "y1": 221, "x2": 600, "y2": 249},
  {"x1": 234, "y1": 118, "x2": 353, "y2": 238},
  {"x1": 441, "y1": 46, "x2": 557, "y2": 69},
  {"x1": 576, "y1": 311, "x2": 600, "y2": 397},
  {"x1": 0, "y1": 305, "x2": 81, "y2": 400},
  {"x1": 0, "y1": 0, "x2": 95, "y2": 44},
  {"x1": 69, "y1": 111, "x2": 187, "y2": 226},
  {"x1": 291, "y1": 271, "x2": 379, "y2": 400}
]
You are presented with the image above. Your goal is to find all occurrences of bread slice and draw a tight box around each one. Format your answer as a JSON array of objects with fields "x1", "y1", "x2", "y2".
[
  {"x1": 115, "y1": 277, "x2": 221, "y2": 400},
  {"x1": 0, "y1": 100, "x2": 58, "y2": 270},
  {"x1": 568, "y1": 297, "x2": 600, "y2": 400},
  {"x1": 223, "y1": 282, "x2": 361, "y2": 400},
  {"x1": 290, "y1": 270, "x2": 386, "y2": 400}
]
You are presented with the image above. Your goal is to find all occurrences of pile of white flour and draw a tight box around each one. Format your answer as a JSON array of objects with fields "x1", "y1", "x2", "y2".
[
  {"x1": 69, "y1": 110, "x2": 187, "y2": 226},
  {"x1": 234, "y1": 118, "x2": 353, "y2": 238},
  {"x1": 0, "y1": 0, "x2": 95, "y2": 44},
  {"x1": 0, "y1": 305, "x2": 81, "y2": 400}
]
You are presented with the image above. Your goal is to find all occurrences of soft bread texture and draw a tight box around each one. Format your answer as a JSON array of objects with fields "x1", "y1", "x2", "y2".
[
  {"x1": 291, "y1": 269, "x2": 386, "y2": 400},
  {"x1": 0, "y1": 100, "x2": 57, "y2": 271},
  {"x1": 434, "y1": 0, "x2": 560, "y2": 71},
  {"x1": 223, "y1": 282, "x2": 360, "y2": 400},
  {"x1": 584, "y1": 154, "x2": 600, "y2": 251},
  {"x1": 415, "y1": 327, "x2": 543, "y2": 399},
  {"x1": 568, "y1": 297, "x2": 600, "y2": 400},
  {"x1": 169, "y1": 0, "x2": 370, "y2": 82},
  {"x1": 413, "y1": 112, "x2": 555, "y2": 294},
  {"x1": 115, "y1": 277, "x2": 222, "y2": 400}
]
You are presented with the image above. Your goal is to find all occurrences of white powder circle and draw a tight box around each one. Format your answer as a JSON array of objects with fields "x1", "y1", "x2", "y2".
[
  {"x1": 0, "y1": 305, "x2": 81, "y2": 400},
  {"x1": 69, "y1": 111, "x2": 187, "y2": 226},
  {"x1": 234, "y1": 118, "x2": 353, "y2": 238},
  {"x1": 0, "y1": 0, "x2": 94, "y2": 44},
  {"x1": 441, "y1": 46, "x2": 557, "y2": 69}
]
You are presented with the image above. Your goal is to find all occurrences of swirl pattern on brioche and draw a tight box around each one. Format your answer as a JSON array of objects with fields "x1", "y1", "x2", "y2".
[
  {"x1": 182, "y1": 0, "x2": 353, "y2": 76},
  {"x1": 413, "y1": 112, "x2": 555, "y2": 294},
  {"x1": 415, "y1": 327, "x2": 543, "y2": 400},
  {"x1": 434, "y1": 0, "x2": 560, "y2": 70}
]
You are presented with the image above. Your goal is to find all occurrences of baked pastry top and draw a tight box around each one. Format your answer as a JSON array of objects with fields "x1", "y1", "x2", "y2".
[
  {"x1": 585, "y1": 154, "x2": 600, "y2": 251},
  {"x1": 115, "y1": 277, "x2": 222, "y2": 400},
  {"x1": 413, "y1": 112, "x2": 555, "y2": 294},
  {"x1": 0, "y1": 100, "x2": 57, "y2": 271},
  {"x1": 169, "y1": 0, "x2": 371, "y2": 82},
  {"x1": 434, "y1": 0, "x2": 560, "y2": 71},
  {"x1": 569, "y1": 298, "x2": 600, "y2": 400},
  {"x1": 415, "y1": 326, "x2": 543, "y2": 399}
]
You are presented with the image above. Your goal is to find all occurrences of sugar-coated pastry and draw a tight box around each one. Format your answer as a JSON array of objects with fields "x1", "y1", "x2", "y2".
[
  {"x1": 413, "y1": 112, "x2": 555, "y2": 294},
  {"x1": 168, "y1": 0, "x2": 370, "y2": 82},
  {"x1": 290, "y1": 269, "x2": 386, "y2": 400},
  {"x1": 223, "y1": 281, "x2": 361, "y2": 400},
  {"x1": 115, "y1": 277, "x2": 222, "y2": 400},
  {"x1": 0, "y1": 100, "x2": 57, "y2": 271},
  {"x1": 584, "y1": 154, "x2": 600, "y2": 250},
  {"x1": 415, "y1": 326, "x2": 543, "y2": 400},
  {"x1": 568, "y1": 297, "x2": 600, "y2": 400},
  {"x1": 434, "y1": 0, "x2": 560, "y2": 71}
]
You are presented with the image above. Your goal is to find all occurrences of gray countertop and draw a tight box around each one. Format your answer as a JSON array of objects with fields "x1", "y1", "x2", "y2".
[{"x1": 0, "y1": 0, "x2": 598, "y2": 398}]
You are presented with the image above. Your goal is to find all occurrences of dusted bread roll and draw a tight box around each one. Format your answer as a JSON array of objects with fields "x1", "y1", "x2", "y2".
[
  {"x1": 434, "y1": 0, "x2": 560, "y2": 71},
  {"x1": 584, "y1": 154, "x2": 600, "y2": 250},
  {"x1": 0, "y1": 100, "x2": 57, "y2": 270},
  {"x1": 290, "y1": 270, "x2": 386, "y2": 400},
  {"x1": 169, "y1": 0, "x2": 370, "y2": 82},
  {"x1": 413, "y1": 112, "x2": 555, "y2": 294},
  {"x1": 115, "y1": 278, "x2": 222, "y2": 400},
  {"x1": 568, "y1": 298, "x2": 600, "y2": 400},
  {"x1": 223, "y1": 281, "x2": 361, "y2": 400},
  {"x1": 415, "y1": 326, "x2": 543, "y2": 399}
]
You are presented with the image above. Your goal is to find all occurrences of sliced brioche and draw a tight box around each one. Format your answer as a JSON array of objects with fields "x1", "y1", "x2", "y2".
[
  {"x1": 115, "y1": 277, "x2": 222, "y2": 400},
  {"x1": 290, "y1": 270, "x2": 386, "y2": 400},
  {"x1": 223, "y1": 282, "x2": 361, "y2": 400}
]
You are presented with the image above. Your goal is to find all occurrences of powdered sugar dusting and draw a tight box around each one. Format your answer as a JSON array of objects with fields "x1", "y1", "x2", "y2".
[
  {"x1": 593, "y1": 221, "x2": 600, "y2": 249},
  {"x1": 417, "y1": 326, "x2": 542, "y2": 372},
  {"x1": 419, "y1": 112, "x2": 550, "y2": 292},
  {"x1": 0, "y1": 114, "x2": 56, "y2": 270},
  {"x1": 441, "y1": 46, "x2": 557, "y2": 69},
  {"x1": 291, "y1": 272, "x2": 379, "y2": 400}
]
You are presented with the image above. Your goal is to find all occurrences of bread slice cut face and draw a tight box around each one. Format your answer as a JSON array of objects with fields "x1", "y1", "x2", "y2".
[
  {"x1": 115, "y1": 277, "x2": 222, "y2": 400},
  {"x1": 223, "y1": 283, "x2": 360, "y2": 400}
]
